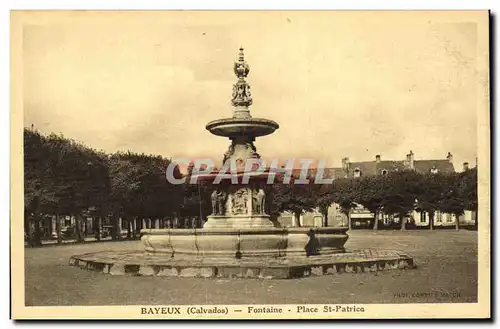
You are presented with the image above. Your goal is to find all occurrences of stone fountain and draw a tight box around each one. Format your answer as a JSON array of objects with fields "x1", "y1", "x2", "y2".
[{"x1": 69, "y1": 49, "x2": 415, "y2": 278}]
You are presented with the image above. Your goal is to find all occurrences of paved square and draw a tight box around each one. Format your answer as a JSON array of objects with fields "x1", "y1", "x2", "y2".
[{"x1": 24, "y1": 230, "x2": 477, "y2": 306}]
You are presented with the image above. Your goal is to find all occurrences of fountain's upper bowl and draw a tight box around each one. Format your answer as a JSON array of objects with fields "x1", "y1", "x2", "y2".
[{"x1": 206, "y1": 117, "x2": 279, "y2": 138}]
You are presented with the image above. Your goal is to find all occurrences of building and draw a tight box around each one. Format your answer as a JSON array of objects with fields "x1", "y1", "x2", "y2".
[
  {"x1": 341, "y1": 151, "x2": 455, "y2": 178},
  {"x1": 277, "y1": 151, "x2": 476, "y2": 229}
]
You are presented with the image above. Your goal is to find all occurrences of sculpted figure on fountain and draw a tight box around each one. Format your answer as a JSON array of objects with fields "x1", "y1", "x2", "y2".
[
  {"x1": 211, "y1": 190, "x2": 218, "y2": 215},
  {"x1": 232, "y1": 188, "x2": 249, "y2": 215},
  {"x1": 211, "y1": 189, "x2": 228, "y2": 215},
  {"x1": 252, "y1": 188, "x2": 266, "y2": 215},
  {"x1": 217, "y1": 190, "x2": 227, "y2": 215}
]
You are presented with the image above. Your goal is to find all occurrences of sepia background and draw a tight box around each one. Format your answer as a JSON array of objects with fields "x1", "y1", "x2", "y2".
[{"x1": 22, "y1": 11, "x2": 480, "y2": 168}]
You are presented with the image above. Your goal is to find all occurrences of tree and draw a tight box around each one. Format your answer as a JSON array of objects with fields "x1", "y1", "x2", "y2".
[
  {"x1": 315, "y1": 178, "x2": 359, "y2": 229},
  {"x1": 356, "y1": 176, "x2": 386, "y2": 230},
  {"x1": 24, "y1": 128, "x2": 190, "y2": 245},
  {"x1": 181, "y1": 162, "x2": 212, "y2": 227},
  {"x1": 332, "y1": 178, "x2": 360, "y2": 229},
  {"x1": 459, "y1": 168, "x2": 478, "y2": 229},
  {"x1": 314, "y1": 183, "x2": 334, "y2": 226},
  {"x1": 380, "y1": 171, "x2": 422, "y2": 231},
  {"x1": 271, "y1": 178, "x2": 317, "y2": 227},
  {"x1": 108, "y1": 153, "x2": 143, "y2": 239},
  {"x1": 47, "y1": 137, "x2": 110, "y2": 242},
  {"x1": 24, "y1": 129, "x2": 60, "y2": 246},
  {"x1": 437, "y1": 173, "x2": 465, "y2": 230},
  {"x1": 108, "y1": 152, "x2": 183, "y2": 237},
  {"x1": 415, "y1": 173, "x2": 448, "y2": 230}
]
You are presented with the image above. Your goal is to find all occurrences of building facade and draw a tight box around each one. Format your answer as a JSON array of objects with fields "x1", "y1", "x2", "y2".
[{"x1": 277, "y1": 151, "x2": 477, "y2": 229}]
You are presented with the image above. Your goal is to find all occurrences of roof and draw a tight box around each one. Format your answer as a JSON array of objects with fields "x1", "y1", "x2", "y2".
[
  {"x1": 290, "y1": 167, "x2": 346, "y2": 180},
  {"x1": 348, "y1": 161, "x2": 377, "y2": 176},
  {"x1": 282, "y1": 158, "x2": 455, "y2": 181},
  {"x1": 345, "y1": 158, "x2": 455, "y2": 177},
  {"x1": 375, "y1": 160, "x2": 407, "y2": 175},
  {"x1": 414, "y1": 160, "x2": 455, "y2": 174}
]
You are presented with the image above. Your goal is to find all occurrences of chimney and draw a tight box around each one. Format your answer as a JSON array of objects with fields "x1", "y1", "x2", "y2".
[
  {"x1": 375, "y1": 154, "x2": 381, "y2": 163},
  {"x1": 406, "y1": 150, "x2": 414, "y2": 169},
  {"x1": 447, "y1": 152, "x2": 453, "y2": 164},
  {"x1": 463, "y1": 162, "x2": 469, "y2": 171},
  {"x1": 341, "y1": 157, "x2": 350, "y2": 171}
]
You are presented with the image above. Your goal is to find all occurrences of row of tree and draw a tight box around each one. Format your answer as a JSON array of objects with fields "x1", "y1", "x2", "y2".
[
  {"x1": 24, "y1": 128, "x2": 185, "y2": 246},
  {"x1": 24, "y1": 128, "x2": 478, "y2": 246},
  {"x1": 269, "y1": 169, "x2": 478, "y2": 230}
]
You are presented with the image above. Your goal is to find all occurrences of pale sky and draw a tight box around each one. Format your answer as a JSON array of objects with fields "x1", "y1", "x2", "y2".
[{"x1": 22, "y1": 11, "x2": 487, "y2": 171}]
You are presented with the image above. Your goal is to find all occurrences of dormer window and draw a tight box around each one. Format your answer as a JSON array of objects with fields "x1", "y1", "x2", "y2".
[
  {"x1": 353, "y1": 168, "x2": 362, "y2": 178},
  {"x1": 430, "y1": 167, "x2": 439, "y2": 174},
  {"x1": 381, "y1": 169, "x2": 388, "y2": 176}
]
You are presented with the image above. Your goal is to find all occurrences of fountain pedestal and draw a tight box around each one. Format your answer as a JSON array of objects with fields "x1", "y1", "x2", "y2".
[
  {"x1": 203, "y1": 182, "x2": 276, "y2": 229},
  {"x1": 204, "y1": 215, "x2": 275, "y2": 229}
]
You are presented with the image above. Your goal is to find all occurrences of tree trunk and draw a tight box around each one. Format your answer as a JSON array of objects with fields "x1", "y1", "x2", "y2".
[
  {"x1": 84, "y1": 217, "x2": 88, "y2": 237},
  {"x1": 400, "y1": 214, "x2": 406, "y2": 231},
  {"x1": 117, "y1": 217, "x2": 122, "y2": 240},
  {"x1": 373, "y1": 212, "x2": 379, "y2": 230},
  {"x1": 132, "y1": 218, "x2": 137, "y2": 239},
  {"x1": 474, "y1": 210, "x2": 478, "y2": 231},
  {"x1": 347, "y1": 209, "x2": 352, "y2": 230},
  {"x1": 111, "y1": 216, "x2": 119, "y2": 240},
  {"x1": 24, "y1": 209, "x2": 33, "y2": 247},
  {"x1": 320, "y1": 206, "x2": 329, "y2": 227},
  {"x1": 95, "y1": 217, "x2": 101, "y2": 241},
  {"x1": 74, "y1": 213, "x2": 85, "y2": 243},
  {"x1": 294, "y1": 211, "x2": 302, "y2": 227},
  {"x1": 455, "y1": 214, "x2": 460, "y2": 230},
  {"x1": 32, "y1": 213, "x2": 42, "y2": 247},
  {"x1": 429, "y1": 212, "x2": 434, "y2": 231},
  {"x1": 126, "y1": 218, "x2": 132, "y2": 239},
  {"x1": 56, "y1": 214, "x2": 62, "y2": 244}
]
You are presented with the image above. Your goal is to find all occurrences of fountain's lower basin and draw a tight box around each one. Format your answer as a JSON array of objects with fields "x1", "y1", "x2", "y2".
[
  {"x1": 69, "y1": 227, "x2": 416, "y2": 279},
  {"x1": 141, "y1": 227, "x2": 349, "y2": 258}
]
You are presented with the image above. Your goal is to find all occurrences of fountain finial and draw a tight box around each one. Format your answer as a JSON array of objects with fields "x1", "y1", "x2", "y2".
[{"x1": 231, "y1": 47, "x2": 252, "y2": 112}]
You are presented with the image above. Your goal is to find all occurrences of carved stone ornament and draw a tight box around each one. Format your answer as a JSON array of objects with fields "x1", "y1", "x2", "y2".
[
  {"x1": 231, "y1": 80, "x2": 252, "y2": 107},
  {"x1": 231, "y1": 188, "x2": 249, "y2": 215},
  {"x1": 233, "y1": 47, "x2": 250, "y2": 78},
  {"x1": 231, "y1": 48, "x2": 253, "y2": 107}
]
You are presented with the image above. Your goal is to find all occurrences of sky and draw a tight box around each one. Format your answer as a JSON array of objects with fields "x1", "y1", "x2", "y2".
[{"x1": 21, "y1": 11, "x2": 487, "y2": 171}]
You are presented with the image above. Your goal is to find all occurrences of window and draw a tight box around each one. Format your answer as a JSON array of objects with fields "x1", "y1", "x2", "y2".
[
  {"x1": 420, "y1": 212, "x2": 427, "y2": 223},
  {"x1": 381, "y1": 169, "x2": 388, "y2": 175},
  {"x1": 446, "y1": 214, "x2": 453, "y2": 223},
  {"x1": 353, "y1": 168, "x2": 361, "y2": 178},
  {"x1": 435, "y1": 211, "x2": 442, "y2": 223}
]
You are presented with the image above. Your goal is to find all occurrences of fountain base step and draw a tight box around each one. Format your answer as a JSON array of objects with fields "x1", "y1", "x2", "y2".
[{"x1": 69, "y1": 249, "x2": 415, "y2": 279}]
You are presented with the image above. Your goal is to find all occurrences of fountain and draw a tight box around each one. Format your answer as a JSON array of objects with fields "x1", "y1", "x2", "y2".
[{"x1": 69, "y1": 49, "x2": 415, "y2": 278}]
